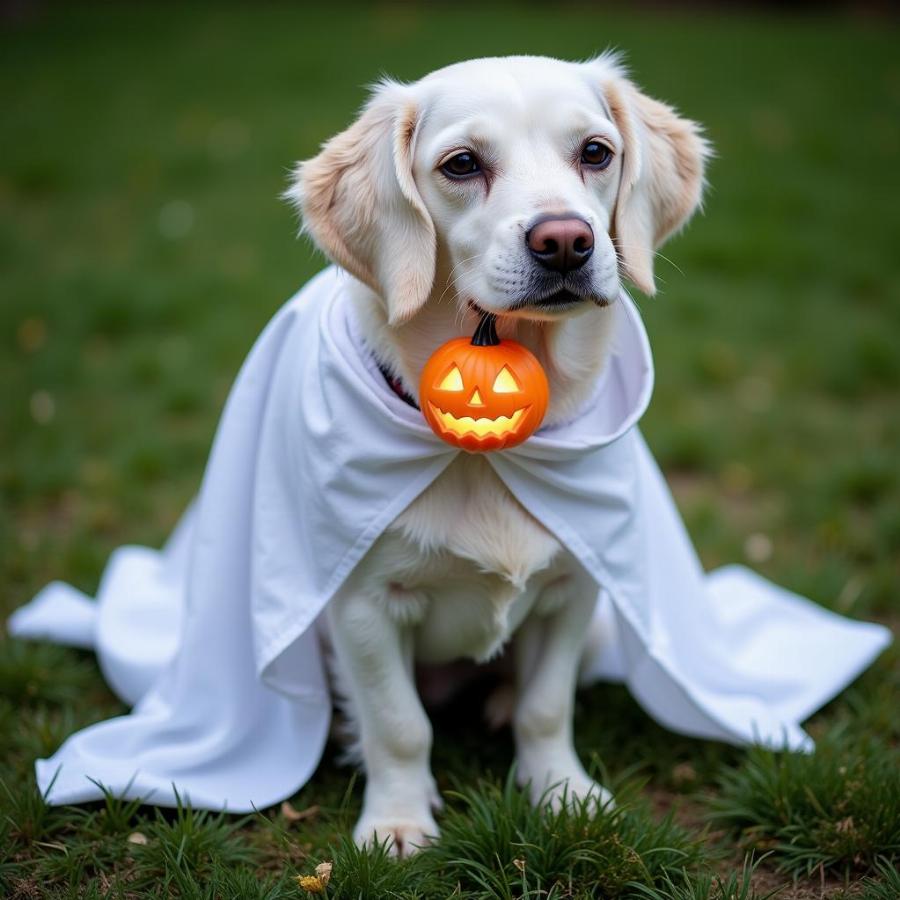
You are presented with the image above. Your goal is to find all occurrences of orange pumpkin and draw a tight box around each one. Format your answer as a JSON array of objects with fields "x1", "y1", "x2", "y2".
[{"x1": 419, "y1": 313, "x2": 549, "y2": 452}]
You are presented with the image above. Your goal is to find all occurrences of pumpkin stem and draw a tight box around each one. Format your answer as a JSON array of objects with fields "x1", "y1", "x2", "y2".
[{"x1": 471, "y1": 310, "x2": 500, "y2": 347}]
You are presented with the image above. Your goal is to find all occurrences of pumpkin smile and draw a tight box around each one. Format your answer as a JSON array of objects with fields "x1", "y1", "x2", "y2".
[{"x1": 428, "y1": 402, "x2": 529, "y2": 441}]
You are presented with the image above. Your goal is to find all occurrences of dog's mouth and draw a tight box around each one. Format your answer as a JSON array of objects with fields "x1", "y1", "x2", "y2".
[
  {"x1": 428, "y1": 402, "x2": 528, "y2": 440},
  {"x1": 470, "y1": 289, "x2": 609, "y2": 321},
  {"x1": 529, "y1": 288, "x2": 586, "y2": 310}
]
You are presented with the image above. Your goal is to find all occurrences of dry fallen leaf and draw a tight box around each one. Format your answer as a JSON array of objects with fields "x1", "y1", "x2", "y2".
[
  {"x1": 835, "y1": 816, "x2": 855, "y2": 834},
  {"x1": 281, "y1": 800, "x2": 320, "y2": 823},
  {"x1": 671, "y1": 762, "x2": 697, "y2": 785}
]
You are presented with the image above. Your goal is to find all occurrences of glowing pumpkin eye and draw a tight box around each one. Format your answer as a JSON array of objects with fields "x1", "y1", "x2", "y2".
[
  {"x1": 492, "y1": 366, "x2": 519, "y2": 393},
  {"x1": 437, "y1": 365, "x2": 464, "y2": 391}
]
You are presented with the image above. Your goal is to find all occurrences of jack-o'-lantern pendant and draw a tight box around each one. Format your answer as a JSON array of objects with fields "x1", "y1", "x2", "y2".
[{"x1": 420, "y1": 311, "x2": 549, "y2": 452}]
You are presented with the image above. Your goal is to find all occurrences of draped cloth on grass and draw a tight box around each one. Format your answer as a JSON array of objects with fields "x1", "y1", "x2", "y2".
[{"x1": 9, "y1": 266, "x2": 891, "y2": 811}]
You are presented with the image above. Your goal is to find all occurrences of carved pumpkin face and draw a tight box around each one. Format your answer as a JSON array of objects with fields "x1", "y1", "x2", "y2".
[{"x1": 419, "y1": 316, "x2": 549, "y2": 452}]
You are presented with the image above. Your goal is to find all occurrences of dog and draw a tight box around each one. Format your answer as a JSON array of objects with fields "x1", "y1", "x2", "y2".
[{"x1": 287, "y1": 53, "x2": 709, "y2": 856}]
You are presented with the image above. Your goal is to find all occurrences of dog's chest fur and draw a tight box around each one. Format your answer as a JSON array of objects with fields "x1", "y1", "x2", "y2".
[{"x1": 354, "y1": 454, "x2": 572, "y2": 662}]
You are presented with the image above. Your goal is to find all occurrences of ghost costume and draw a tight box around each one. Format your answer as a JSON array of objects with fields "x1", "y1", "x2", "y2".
[{"x1": 9, "y1": 266, "x2": 890, "y2": 811}]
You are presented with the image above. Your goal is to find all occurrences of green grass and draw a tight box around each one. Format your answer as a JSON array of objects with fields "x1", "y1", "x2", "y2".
[
  {"x1": 1, "y1": 2, "x2": 898, "y2": 897},
  {"x1": 629, "y1": 857, "x2": 782, "y2": 900},
  {"x1": 416, "y1": 773, "x2": 709, "y2": 899},
  {"x1": 710, "y1": 735, "x2": 900, "y2": 878}
]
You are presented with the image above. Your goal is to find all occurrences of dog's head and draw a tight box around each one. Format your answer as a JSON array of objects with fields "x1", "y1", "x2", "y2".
[{"x1": 288, "y1": 54, "x2": 710, "y2": 326}]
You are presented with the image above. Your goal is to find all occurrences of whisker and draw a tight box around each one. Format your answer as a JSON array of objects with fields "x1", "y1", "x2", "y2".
[
  {"x1": 432, "y1": 252, "x2": 488, "y2": 332},
  {"x1": 612, "y1": 243, "x2": 685, "y2": 277},
  {"x1": 435, "y1": 252, "x2": 485, "y2": 308}
]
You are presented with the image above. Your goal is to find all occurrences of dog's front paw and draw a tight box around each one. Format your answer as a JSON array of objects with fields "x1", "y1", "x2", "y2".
[
  {"x1": 518, "y1": 756, "x2": 614, "y2": 814},
  {"x1": 353, "y1": 809, "x2": 439, "y2": 858},
  {"x1": 539, "y1": 771, "x2": 614, "y2": 813}
]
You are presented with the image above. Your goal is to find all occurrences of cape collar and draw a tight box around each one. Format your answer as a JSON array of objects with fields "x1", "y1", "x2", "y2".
[{"x1": 338, "y1": 284, "x2": 655, "y2": 457}]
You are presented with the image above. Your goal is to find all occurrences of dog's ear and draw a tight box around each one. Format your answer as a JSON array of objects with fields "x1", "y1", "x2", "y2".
[
  {"x1": 593, "y1": 57, "x2": 711, "y2": 295},
  {"x1": 286, "y1": 80, "x2": 435, "y2": 324}
]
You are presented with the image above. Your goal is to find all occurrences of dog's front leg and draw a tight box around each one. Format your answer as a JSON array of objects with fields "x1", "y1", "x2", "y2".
[
  {"x1": 513, "y1": 568, "x2": 613, "y2": 812},
  {"x1": 327, "y1": 589, "x2": 439, "y2": 857}
]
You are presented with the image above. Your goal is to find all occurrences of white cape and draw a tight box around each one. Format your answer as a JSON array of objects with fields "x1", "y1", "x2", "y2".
[{"x1": 9, "y1": 266, "x2": 890, "y2": 812}]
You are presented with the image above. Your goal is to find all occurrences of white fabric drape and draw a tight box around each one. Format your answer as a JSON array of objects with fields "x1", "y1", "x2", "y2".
[{"x1": 9, "y1": 266, "x2": 890, "y2": 811}]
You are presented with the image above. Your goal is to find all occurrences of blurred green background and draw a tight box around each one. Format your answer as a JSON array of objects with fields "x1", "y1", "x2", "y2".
[{"x1": 1, "y1": 3, "x2": 898, "y2": 896}]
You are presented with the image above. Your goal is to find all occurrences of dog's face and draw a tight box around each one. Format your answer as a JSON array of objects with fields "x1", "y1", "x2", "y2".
[
  {"x1": 290, "y1": 54, "x2": 709, "y2": 327},
  {"x1": 412, "y1": 57, "x2": 624, "y2": 320}
]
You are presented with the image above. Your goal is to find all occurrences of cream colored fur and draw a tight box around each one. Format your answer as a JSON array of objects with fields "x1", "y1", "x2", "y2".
[{"x1": 287, "y1": 53, "x2": 709, "y2": 856}]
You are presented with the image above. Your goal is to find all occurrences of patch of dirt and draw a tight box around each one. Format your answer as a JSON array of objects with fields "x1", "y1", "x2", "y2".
[
  {"x1": 748, "y1": 862, "x2": 870, "y2": 899},
  {"x1": 8, "y1": 878, "x2": 42, "y2": 900},
  {"x1": 644, "y1": 786, "x2": 872, "y2": 899}
]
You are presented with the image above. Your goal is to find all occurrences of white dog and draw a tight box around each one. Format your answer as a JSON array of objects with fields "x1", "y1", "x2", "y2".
[
  {"x1": 288, "y1": 53, "x2": 709, "y2": 856},
  {"x1": 8, "y1": 49, "x2": 885, "y2": 852}
]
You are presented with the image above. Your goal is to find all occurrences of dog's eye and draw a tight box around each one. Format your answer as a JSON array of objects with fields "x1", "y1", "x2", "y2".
[
  {"x1": 581, "y1": 140, "x2": 613, "y2": 170},
  {"x1": 441, "y1": 151, "x2": 481, "y2": 179}
]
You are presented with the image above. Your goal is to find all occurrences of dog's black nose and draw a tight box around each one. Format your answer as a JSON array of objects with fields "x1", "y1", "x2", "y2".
[{"x1": 526, "y1": 215, "x2": 594, "y2": 273}]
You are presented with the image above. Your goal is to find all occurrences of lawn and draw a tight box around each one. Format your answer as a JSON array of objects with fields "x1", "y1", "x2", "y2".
[{"x1": 2, "y1": 3, "x2": 899, "y2": 897}]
